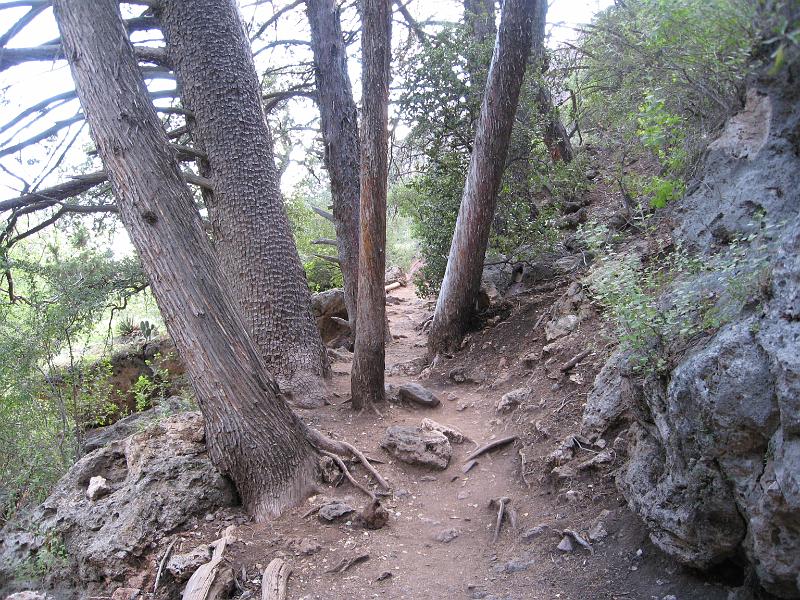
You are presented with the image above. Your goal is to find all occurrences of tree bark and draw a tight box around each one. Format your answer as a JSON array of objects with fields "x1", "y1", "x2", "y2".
[
  {"x1": 53, "y1": 0, "x2": 319, "y2": 520},
  {"x1": 157, "y1": 0, "x2": 330, "y2": 408},
  {"x1": 351, "y1": 0, "x2": 392, "y2": 410},
  {"x1": 305, "y1": 0, "x2": 361, "y2": 334},
  {"x1": 427, "y1": 0, "x2": 536, "y2": 356}
]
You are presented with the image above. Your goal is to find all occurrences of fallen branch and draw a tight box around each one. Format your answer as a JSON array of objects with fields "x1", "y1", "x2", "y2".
[
  {"x1": 262, "y1": 558, "x2": 291, "y2": 600},
  {"x1": 153, "y1": 537, "x2": 178, "y2": 595},
  {"x1": 559, "y1": 349, "x2": 592, "y2": 372},
  {"x1": 182, "y1": 526, "x2": 236, "y2": 600},
  {"x1": 325, "y1": 553, "x2": 369, "y2": 574},
  {"x1": 490, "y1": 497, "x2": 510, "y2": 543},
  {"x1": 385, "y1": 281, "x2": 402, "y2": 292},
  {"x1": 306, "y1": 428, "x2": 390, "y2": 491},
  {"x1": 464, "y1": 435, "x2": 518, "y2": 462}
]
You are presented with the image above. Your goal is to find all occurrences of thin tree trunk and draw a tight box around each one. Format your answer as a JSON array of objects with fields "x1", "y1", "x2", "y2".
[
  {"x1": 53, "y1": 0, "x2": 319, "y2": 520},
  {"x1": 529, "y1": 0, "x2": 573, "y2": 163},
  {"x1": 427, "y1": 0, "x2": 536, "y2": 356},
  {"x1": 157, "y1": 0, "x2": 330, "y2": 408},
  {"x1": 351, "y1": 0, "x2": 392, "y2": 410},
  {"x1": 306, "y1": 0, "x2": 361, "y2": 336}
]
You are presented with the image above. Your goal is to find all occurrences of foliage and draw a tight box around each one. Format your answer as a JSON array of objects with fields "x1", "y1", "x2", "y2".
[
  {"x1": 132, "y1": 354, "x2": 171, "y2": 413},
  {"x1": 581, "y1": 221, "x2": 773, "y2": 373},
  {"x1": 14, "y1": 529, "x2": 69, "y2": 581},
  {"x1": 572, "y1": 0, "x2": 758, "y2": 208},
  {"x1": 0, "y1": 234, "x2": 147, "y2": 520}
]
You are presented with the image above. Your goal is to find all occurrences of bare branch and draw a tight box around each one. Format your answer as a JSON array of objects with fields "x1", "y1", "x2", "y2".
[
  {"x1": 393, "y1": 0, "x2": 427, "y2": 44},
  {"x1": 0, "y1": 89, "x2": 76, "y2": 137},
  {"x1": 0, "y1": 112, "x2": 83, "y2": 159},
  {"x1": 311, "y1": 238, "x2": 337, "y2": 246},
  {"x1": 249, "y1": 0, "x2": 304, "y2": 41},
  {"x1": 0, "y1": 44, "x2": 170, "y2": 72},
  {"x1": 263, "y1": 89, "x2": 316, "y2": 112},
  {"x1": 0, "y1": 171, "x2": 107, "y2": 213},
  {"x1": 0, "y1": 3, "x2": 47, "y2": 48},
  {"x1": 183, "y1": 172, "x2": 213, "y2": 190},
  {"x1": 311, "y1": 205, "x2": 334, "y2": 221}
]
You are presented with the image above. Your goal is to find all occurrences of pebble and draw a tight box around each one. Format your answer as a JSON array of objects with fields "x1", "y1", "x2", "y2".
[
  {"x1": 432, "y1": 528, "x2": 461, "y2": 543},
  {"x1": 557, "y1": 536, "x2": 574, "y2": 553}
]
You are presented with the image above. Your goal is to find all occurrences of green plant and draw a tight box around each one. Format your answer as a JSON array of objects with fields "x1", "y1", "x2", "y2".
[{"x1": 14, "y1": 529, "x2": 69, "y2": 580}]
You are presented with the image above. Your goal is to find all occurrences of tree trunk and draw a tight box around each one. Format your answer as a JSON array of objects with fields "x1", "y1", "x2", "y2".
[
  {"x1": 157, "y1": 0, "x2": 330, "y2": 408},
  {"x1": 351, "y1": 0, "x2": 392, "y2": 410},
  {"x1": 427, "y1": 0, "x2": 536, "y2": 356},
  {"x1": 463, "y1": 0, "x2": 496, "y2": 122},
  {"x1": 53, "y1": 0, "x2": 319, "y2": 520},
  {"x1": 306, "y1": 0, "x2": 361, "y2": 335},
  {"x1": 529, "y1": 0, "x2": 573, "y2": 163}
]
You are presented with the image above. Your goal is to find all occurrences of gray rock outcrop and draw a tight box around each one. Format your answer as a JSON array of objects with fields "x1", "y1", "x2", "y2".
[
  {"x1": 0, "y1": 413, "x2": 237, "y2": 597},
  {"x1": 381, "y1": 425, "x2": 452, "y2": 469},
  {"x1": 582, "y1": 70, "x2": 800, "y2": 598}
]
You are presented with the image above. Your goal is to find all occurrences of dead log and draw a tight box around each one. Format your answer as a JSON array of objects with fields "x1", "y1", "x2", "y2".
[
  {"x1": 559, "y1": 349, "x2": 591, "y2": 372},
  {"x1": 182, "y1": 526, "x2": 236, "y2": 600},
  {"x1": 262, "y1": 558, "x2": 292, "y2": 600}
]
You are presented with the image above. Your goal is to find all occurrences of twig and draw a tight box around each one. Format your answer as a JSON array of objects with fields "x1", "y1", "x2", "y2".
[
  {"x1": 464, "y1": 435, "x2": 517, "y2": 462},
  {"x1": 559, "y1": 349, "x2": 592, "y2": 372},
  {"x1": 490, "y1": 497, "x2": 509, "y2": 543},
  {"x1": 153, "y1": 537, "x2": 178, "y2": 594},
  {"x1": 325, "y1": 553, "x2": 369, "y2": 574},
  {"x1": 302, "y1": 505, "x2": 321, "y2": 518}
]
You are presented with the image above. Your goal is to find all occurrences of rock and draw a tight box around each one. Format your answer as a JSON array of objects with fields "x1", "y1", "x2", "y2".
[
  {"x1": 547, "y1": 436, "x2": 576, "y2": 466},
  {"x1": 581, "y1": 351, "x2": 639, "y2": 439},
  {"x1": 328, "y1": 347, "x2": 353, "y2": 363},
  {"x1": 544, "y1": 315, "x2": 579, "y2": 341},
  {"x1": 310, "y1": 288, "x2": 349, "y2": 347},
  {"x1": 388, "y1": 357, "x2": 427, "y2": 376},
  {"x1": 557, "y1": 536, "x2": 574, "y2": 553},
  {"x1": 499, "y1": 555, "x2": 532, "y2": 574},
  {"x1": 449, "y1": 367, "x2": 468, "y2": 383},
  {"x1": 318, "y1": 455, "x2": 340, "y2": 484},
  {"x1": 496, "y1": 388, "x2": 530, "y2": 414},
  {"x1": 552, "y1": 465, "x2": 577, "y2": 479},
  {"x1": 166, "y1": 545, "x2": 211, "y2": 581},
  {"x1": 381, "y1": 426, "x2": 452, "y2": 469},
  {"x1": 432, "y1": 528, "x2": 460, "y2": 543},
  {"x1": 420, "y1": 418, "x2": 465, "y2": 443},
  {"x1": 448, "y1": 367, "x2": 486, "y2": 384},
  {"x1": 5, "y1": 593, "x2": 52, "y2": 600},
  {"x1": 520, "y1": 525, "x2": 548, "y2": 542},
  {"x1": 385, "y1": 265, "x2": 407, "y2": 286},
  {"x1": 577, "y1": 449, "x2": 614, "y2": 471},
  {"x1": 588, "y1": 522, "x2": 608, "y2": 542},
  {"x1": 0, "y1": 413, "x2": 237, "y2": 596},
  {"x1": 397, "y1": 383, "x2": 440, "y2": 408},
  {"x1": 317, "y1": 500, "x2": 355, "y2": 522},
  {"x1": 296, "y1": 538, "x2": 322, "y2": 555},
  {"x1": 110, "y1": 588, "x2": 140, "y2": 600},
  {"x1": 86, "y1": 475, "x2": 111, "y2": 501},
  {"x1": 455, "y1": 401, "x2": 471, "y2": 412}
]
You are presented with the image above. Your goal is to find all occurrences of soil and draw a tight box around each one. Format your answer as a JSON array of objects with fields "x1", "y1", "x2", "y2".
[{"x1": 176, "y1": 278, "x2": 742, "y2": 600}]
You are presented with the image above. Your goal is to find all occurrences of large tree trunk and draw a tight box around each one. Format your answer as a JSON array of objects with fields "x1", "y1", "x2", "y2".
[
  {"x1": 53, "y1": 0, "x2": 319, "y2": 520},
  {"x1": 427, "y1": 0, "x2": 536, "y2": 356},
  {"x1": 350, "y1": 0, "x2": 392, "y2": 410},
  {"x1": 306, "y1": 0, "x2": 361, "y2": 335},
  {"x1": 157, "y1": 0, "x2": 330, "y2": 408}
]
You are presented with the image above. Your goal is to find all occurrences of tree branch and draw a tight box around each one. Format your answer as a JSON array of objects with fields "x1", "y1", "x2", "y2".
[
  {"x1": 0, "y1": 3, "x2": 47, "y2": 48},
  {"x1": 0, "y1": 44, "x2": 170, "y2": 72},
  {"x1": 0, "y1": 112, "x2": 84, "y2": 159}
]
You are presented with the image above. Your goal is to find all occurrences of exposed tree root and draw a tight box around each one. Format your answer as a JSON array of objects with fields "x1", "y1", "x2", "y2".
[
  {"x1": 262, "y1": 557, "x2": 292, "y2": 600},
  {"x1": 319, "y1": 449, "x2": 377, "y2": 501},
  {"x1": 305, "y1": 427, "x2": 390, "y2": 491}
]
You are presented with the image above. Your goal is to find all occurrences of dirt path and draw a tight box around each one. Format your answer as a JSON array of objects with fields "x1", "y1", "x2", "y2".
[{"x1": 222, "y1": 284, "x2": 735, "y2": 600}]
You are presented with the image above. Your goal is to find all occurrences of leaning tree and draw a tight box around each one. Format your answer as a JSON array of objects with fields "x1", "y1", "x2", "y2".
[
  {"x1": 51, "y1": 0, "x2": 387, "y2": 520},
  {"x1": 427, "y1": 0, "x2": 539, "y2": 356}
]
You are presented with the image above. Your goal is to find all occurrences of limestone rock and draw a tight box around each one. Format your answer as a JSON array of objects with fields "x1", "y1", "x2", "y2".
[
  {"x1": 496, "y1": 388, "x2": 530, "y2": 414},
  {"x1": 86, "y1": 476, "x2": 111, "y2": 501},
  {"x1": 420, "y1": 418, "x2": 465, "y2": 444},
  {"x1": 581, "y1": 351, "x2": 639, "y2": 440},
  {"x1": 0, "y1": 413, "x2": 237, "y2": 596},
  {"x1": 381, "y1": 426, "x2": 452, "y2": 469},
  {"x1": 545, "y1": 315, "x2": 579, "y2": 341},
  {"x1": 166, "y1": 545, "x2": 211, "y2": 582}
]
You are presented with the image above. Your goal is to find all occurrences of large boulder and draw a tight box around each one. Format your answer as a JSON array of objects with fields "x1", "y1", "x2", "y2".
[
  {"x1": 0, "y1": 413, "x2": 237, "y2": 597},
  {"x1": 310, "y1": 288, "x2": 350, "y2": 347},
  {"x1": 381, "y1": 426, "x2": 452, "y2": 469}
]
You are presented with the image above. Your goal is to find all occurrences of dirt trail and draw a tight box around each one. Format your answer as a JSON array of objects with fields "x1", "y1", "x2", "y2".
[{"x1": 222, "y1": 284, "x2": 735, "y2": 600}]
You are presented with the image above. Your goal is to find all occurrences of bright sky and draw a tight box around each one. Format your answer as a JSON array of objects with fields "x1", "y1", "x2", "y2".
[{"x1": 0, "y1": 0, "x2": 613, "y2": 206}]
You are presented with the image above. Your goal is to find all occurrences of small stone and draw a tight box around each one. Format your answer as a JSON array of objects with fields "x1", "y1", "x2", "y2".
[
  {"x1": 86, "y1": 475, "x2": 111, "y2": 501},
  {"x1": 595, "y1": 438, "x2": 607, "y2": 449},
  {"x1": 588, "y1": 521, "x2": 608, "y2": 541},
  {"x1": 456, "y1": 401, "x2": 470, "y2": 412},
  {"x1": 545, "y1": 315, "x2": 579, "y2": 341},
  {"x1": 420, "y1": 475, "x2": 437, "y2": 482},
  {"x1": 662, "y1": 596, "x2": 677, "y2": 600},
  {"x1": 432, "y1": 528, "x2": 461, "y2": 543},
  {"x1": 5, "y1": 593, "x2": 52, "y2": 600},
  {"x1": 552, "y1": 465, "x2": 577, "y2": 479},
  {"x1": 297, "y1": 538, "x2": 322, "y2": 555},
  {"x1": 318, "y1": 500, "x2": 355, "y2": 522},
  {"x1": 520, "y1": 525, "x2": 548, "y2": 542},
  {"x1": 387, "y1": 357, "x2": 427, "y2": 376},
  {"x1": 204, "y1": 513, "x2": 215, "y2": 522},
  {"x1": 557, "y1": 536, "x2": 574, "y2": 553},
  {"x1": 496, "y1": 388, "x2": 531, "y2": 414},
  {"x1": 457, "y1": 491, "x2": 469, "y2": 500},
  {"x1": 499, "y1": 556, "x2": 532, "y2": 573},
  {"x1": 564, "y1": 490, "x2": 580, "y2": 503}
]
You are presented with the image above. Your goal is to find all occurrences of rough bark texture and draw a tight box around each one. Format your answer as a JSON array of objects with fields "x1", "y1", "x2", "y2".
[
  {"x1": 351, "y1": 0, "x2": 392, "y2": 410},
  {"x1": 53, "y1": 0, "x2": 318, "y2": 520},
  {"x1": 157, "y1": 0, "x2": 329, "y2": 408},
  {"x1": 428, "y1": 0, "x2": 536, "y2": 355},
  {"x1": 306, "y1": 0, "x2": 361, "y2": 334}
]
